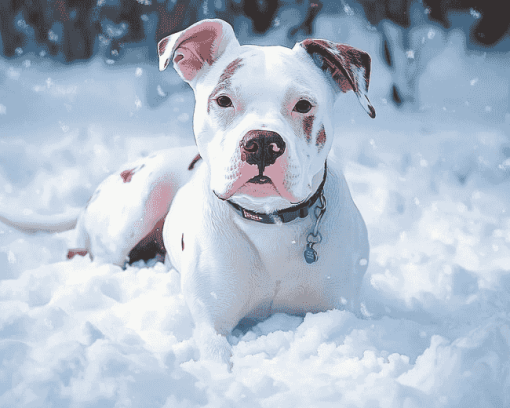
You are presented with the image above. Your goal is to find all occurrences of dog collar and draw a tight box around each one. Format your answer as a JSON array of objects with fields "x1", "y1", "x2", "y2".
[{"x1": 227, "y1": 164, "x2": 327, "y2": 225}]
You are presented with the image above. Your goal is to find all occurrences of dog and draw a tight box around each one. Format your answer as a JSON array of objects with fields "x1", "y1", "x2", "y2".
[{"x1": 1, "y1": 19, "x2": 375, "y2": 366}]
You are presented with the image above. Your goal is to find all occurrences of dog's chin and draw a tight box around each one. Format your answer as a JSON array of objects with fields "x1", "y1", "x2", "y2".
[
  {"x1": 237, "y1": 176, "x2": 278, "y2": 196},
  {"x1": 226, "y1": 177, "x2": 305, "y2": 213},
  {"x1": 213, "y1": 171, "x2": 307, "y2": 211}
]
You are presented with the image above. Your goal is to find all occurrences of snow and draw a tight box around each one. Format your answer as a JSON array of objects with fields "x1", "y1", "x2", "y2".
[{"x1": 1, "y1": 14, "x2": 510, "y2": 407}]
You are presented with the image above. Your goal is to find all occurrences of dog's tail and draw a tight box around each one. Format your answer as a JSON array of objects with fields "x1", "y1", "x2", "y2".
[{"x1": 0, "y1": 208, "x2": 81, "y2": 233}]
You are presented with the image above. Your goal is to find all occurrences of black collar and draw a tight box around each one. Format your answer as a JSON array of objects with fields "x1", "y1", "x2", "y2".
[{"x1": 226, "y1": 164, "x2": 327, "y2": 224}]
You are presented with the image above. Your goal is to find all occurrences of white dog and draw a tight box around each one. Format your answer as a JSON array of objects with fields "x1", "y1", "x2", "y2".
[{"x1": 1, "y1": 19, "x2": 375, "y2": 366}]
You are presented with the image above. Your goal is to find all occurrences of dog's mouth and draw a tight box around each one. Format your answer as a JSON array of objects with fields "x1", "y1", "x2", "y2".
[
  {"x1": 213, "y1": 156, "x2": 300, "y2": 203},
  {"x1": 248, "y1": 175, "x2": 272, "y2": 184}
]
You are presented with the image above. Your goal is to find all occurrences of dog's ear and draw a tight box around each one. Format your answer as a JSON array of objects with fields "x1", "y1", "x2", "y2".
[
  {"x1": 295, "y1": 39, "x2": 376, "y2": 118},
  {"x1": 158, "y1": 19, "x2": 240, "y2": 86}
]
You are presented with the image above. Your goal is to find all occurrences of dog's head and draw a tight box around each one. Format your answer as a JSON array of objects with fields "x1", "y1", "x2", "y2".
[{"x1": 159, "y1": 19, "x2": 375, "y2": 213}]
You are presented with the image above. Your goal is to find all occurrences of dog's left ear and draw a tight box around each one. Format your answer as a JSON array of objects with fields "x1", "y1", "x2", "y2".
[
  {"x1": 158, "y1": 19, "x2": 240, "y2": 87},
  {"x1": 295, "y1": 39, "x2": 376, "y2": 118}
]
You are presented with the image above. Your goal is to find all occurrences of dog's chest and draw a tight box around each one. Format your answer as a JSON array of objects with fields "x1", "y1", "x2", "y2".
[
  {"x1": 233, "y1": 213, "x2": 344, "y2": 314},
  {"x1": 165, "y1": 164, "x2": 365, "y2": 318},
  {"x1": 235, "y1": 216, "x2": 314, "y2": 271}
]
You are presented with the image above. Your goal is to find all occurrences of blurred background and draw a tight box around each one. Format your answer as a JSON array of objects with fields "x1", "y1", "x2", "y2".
[{"x1": 0, "y1": 0, "x2": 509, "y2": 104}]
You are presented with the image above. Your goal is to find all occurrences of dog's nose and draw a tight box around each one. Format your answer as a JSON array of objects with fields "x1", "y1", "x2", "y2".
[{"x1": 240, "y1": 130, "x2": 286, "y2": 172}]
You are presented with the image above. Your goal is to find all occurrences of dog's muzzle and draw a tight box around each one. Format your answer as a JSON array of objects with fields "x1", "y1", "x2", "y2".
[{"x1": 240, "y1": 130, "x2": 285, "y2": 175}]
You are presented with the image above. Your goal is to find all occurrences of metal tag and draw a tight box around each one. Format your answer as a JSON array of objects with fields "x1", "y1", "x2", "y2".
[{"x1": 304, "y1": 245, "x2": 318, "y2": 264}]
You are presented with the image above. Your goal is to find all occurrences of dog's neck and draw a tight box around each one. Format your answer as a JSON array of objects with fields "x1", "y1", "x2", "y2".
[{"x1": 226, "y1": 164, "x2": 327, "y2": 223}]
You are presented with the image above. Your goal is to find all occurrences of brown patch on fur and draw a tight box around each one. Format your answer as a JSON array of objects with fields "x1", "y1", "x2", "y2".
[
  {"x1": 300, "y1": 39, "x2": 375, "y2": 118},
  {"x1": 316, "y1": 125, "x2": 326, "y2": 151},
  {"x1": 300, "y1": 39, "x2": 369, "y2": 93},
  {"x1": 188, "y1": 154, "x2": 202, "y2": 170},
  {"x1": 181, "y1": 233, "x2": 185, "y2": 251},
  {"x1": 67, "y1": 249, "x2": 88, "y2": 260},
  {"x1": 218, "y1": 58, "x2": 244, "y2": 84},
  {"x1": 120, "y1": 165, "x2": 145, "y2": 183},
  {"x1": 208, "y1": 58, "x2": 244, "y2": 113},
  {"x1": 120, "y1": 168, "x2": 135, "y2": 183},
  {"x1": 303, "y1": 115, "x2": 315, "y2": 143}
]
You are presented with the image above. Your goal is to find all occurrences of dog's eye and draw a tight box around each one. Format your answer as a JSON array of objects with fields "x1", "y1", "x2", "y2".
[
  {"x1": 216, "y1": 96, "x2": 233, "y2": 108},
  {"x1": 293, "y1": 99, "x2": 312, "y2": 114}
]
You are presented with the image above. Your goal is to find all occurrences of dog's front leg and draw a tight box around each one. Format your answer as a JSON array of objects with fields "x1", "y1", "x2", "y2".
[
  {"x1": 184, "y1": 290, "x2": 238, "y2": 368},
  {"x1": 180, "y1": 256, "x2": 261, "y2": 369},
  {"x1": 193, "y1": 322, "x2": 233, "y2": 368},
  {"x1": 182, "y1": 272, "x2": 248, "y2": 367}
]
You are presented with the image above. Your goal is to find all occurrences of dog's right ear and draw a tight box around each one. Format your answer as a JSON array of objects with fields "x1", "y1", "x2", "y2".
[{"x1": 158, "y1": 19, "x2": 240, "y2": 87}]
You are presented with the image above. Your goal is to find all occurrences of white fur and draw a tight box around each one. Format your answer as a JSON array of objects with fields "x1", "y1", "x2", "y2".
[
  {"x1": 1, "y1": 20, "x2": 371, "y2": 368},
  {"x1": 160, "y1": 20, "x2": 370, "y2": 366}
]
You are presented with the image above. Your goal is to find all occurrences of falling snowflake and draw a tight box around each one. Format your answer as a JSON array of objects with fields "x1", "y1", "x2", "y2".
[
  {"x1": 8, "y1": 250, "x2": 16, "y2": 264},
  {"x1": 343, "y1": 4, "x2": 354, "y2": 16},
  {"x1": 470, "y1": 8, "x2": 481, "y2": 19},
  {"x1": 48, "y1": 30, "x2": 58, "y2": 42},
  {"x1": 156, "y1": 85, "x2": 166, "y2": 97}
]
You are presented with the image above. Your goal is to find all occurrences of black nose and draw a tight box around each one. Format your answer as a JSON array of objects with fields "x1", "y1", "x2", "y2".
[{"x1": 240, "y1": 130, "x2": 286, "y2": 173}]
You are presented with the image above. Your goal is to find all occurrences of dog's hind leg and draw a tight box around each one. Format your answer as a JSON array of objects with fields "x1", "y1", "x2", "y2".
[
  {"x1": 78, "y1": 146, "x2": 200, "y2": 267},
  {"x1": 66, "y1": 214, "x2": 91, "y2": 261}
]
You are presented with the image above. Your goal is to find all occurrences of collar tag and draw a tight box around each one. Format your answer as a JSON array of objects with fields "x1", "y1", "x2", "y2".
[{"x1": 242, "y1": 209, "x2": 262, "y2": 221}]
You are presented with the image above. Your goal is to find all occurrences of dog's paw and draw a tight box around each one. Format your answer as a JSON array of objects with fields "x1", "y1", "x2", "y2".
[{"x1": 194, "y1": 325, "x2": 233, "y2": 371}]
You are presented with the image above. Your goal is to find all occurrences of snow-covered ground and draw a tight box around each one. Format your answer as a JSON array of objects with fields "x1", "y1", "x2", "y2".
[{"x1": 1, "y1": 14, "x2": 509, "y2": 407}]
